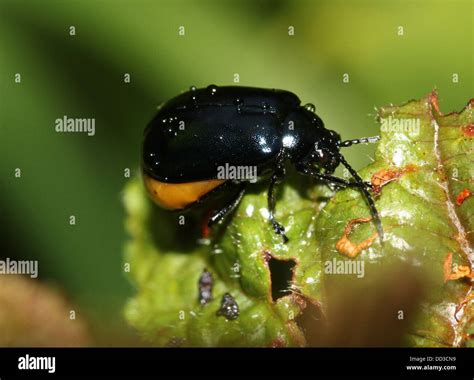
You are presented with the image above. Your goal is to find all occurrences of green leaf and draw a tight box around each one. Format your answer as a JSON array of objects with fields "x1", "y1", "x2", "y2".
[
  {"x1": 123, "y1": 93, "x2": 473, "y2": 346},
  {"x1": 123, "y1": 173, "x2": 332, "y2": 346},
  {"x1": 315, "y1": 93, "x2": 474, "y2": 347}
]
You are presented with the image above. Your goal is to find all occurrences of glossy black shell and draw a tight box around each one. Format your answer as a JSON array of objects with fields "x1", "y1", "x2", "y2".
[{"x1": 142, "y1": 85, "x2": 326, "y2": 183}]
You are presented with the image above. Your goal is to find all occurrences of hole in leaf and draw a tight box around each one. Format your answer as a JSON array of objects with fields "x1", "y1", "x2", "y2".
[{"x1": 268, "y1": 257, "x2": 296, "y2": 301}]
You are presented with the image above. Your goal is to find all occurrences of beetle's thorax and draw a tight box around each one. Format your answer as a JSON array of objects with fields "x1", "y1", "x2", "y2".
[
  {"x1": 282, "y1": 107, "x2": 341, "y2": 173},
  {"x1": 282, "y1": 107, "x2": 327, "y2": 161}
]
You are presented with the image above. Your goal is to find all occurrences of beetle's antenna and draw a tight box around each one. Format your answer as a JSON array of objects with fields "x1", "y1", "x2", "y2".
[
  {"x1": 338, "y1": 154, "x2": 384, "y2": 241},
  {"x1": 340, "y1": 136, "x2": 380, "y2": 148}
]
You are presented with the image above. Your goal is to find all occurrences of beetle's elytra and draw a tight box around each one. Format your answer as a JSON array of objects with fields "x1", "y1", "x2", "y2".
[{"x1": 142, "y1": 84, "x2": 383, "y2": 243}]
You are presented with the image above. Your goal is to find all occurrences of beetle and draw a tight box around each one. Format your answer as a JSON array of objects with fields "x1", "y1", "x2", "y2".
[{"x1": 142, "y1": 85, "x2": 383, "y2": 243}]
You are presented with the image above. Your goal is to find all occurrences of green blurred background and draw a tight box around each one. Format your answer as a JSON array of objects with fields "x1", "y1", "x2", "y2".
[{"x1": 0, "y1": 0, "x2": 472, "y2": 342}]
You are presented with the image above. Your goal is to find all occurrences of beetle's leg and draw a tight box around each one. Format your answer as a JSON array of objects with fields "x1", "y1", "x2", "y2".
[
  {"x1": 337, "y1": 154, "x2": 384, "y2": 241},
  {"x1": 296, "y1": 165, "x2": 371, "y2": 190},
  {"x1": 208, "y1": 183, "x2": 247, "y2": 226},
  {"x1": 296, "y1": 163, "x2": 384, "y2": 241},
  {"x1": 268, "y1": 165, "x2": 289, "y2": 243}
]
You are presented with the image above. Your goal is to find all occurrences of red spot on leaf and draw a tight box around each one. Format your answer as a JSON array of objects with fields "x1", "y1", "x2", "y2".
[
  {"x1": 462, "y1": 124, "x2": 474, "y2": 137},
  {"x1": 336, "y1": 217, "x2": 378, "y2": 258},
  {"x1": 456, "y1": 188, "x2": 472, "y2": 206},
  {"x1": 443, "y1": 252, "x2": 473, "y2": 283},
  {"x1": 429, "y1": 91, "x2": 442, "y2": 114},
  {"x1": 371, "y1": 164, "x2": 417, "y2": 194}
]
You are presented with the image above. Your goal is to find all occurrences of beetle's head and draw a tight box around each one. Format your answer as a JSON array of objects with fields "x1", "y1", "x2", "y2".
[{"x1": 303, "y1": 129, "x2": 341, "y2": 174}]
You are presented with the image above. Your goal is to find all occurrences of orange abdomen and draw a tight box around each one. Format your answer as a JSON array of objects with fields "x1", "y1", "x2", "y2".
[{"x1": 143, "y1": 174, "x2": 225, "y2": 210}]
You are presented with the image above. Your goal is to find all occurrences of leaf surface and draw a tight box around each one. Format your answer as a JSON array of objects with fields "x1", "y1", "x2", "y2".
[{"x1": 123, "y1": 93, "x2": 474, "y2": 346}]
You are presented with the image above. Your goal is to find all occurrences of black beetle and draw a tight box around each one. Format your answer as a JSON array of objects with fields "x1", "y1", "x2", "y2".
[{"x1": 142, "y1": 85, "x2": 383, "y2": 243}]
